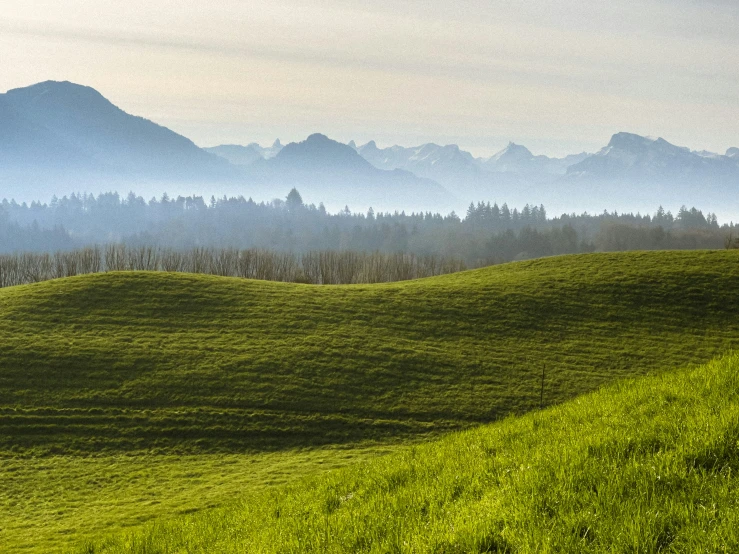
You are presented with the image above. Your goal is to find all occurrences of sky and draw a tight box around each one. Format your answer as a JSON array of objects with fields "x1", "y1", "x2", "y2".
[{"x1": 1, "y1": 0, "x2": 738, "y2": 157}]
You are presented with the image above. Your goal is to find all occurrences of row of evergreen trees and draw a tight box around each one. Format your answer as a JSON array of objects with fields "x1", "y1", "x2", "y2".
[{"x1": 0, "y1": 189, "x2": 733, "y2": 264}]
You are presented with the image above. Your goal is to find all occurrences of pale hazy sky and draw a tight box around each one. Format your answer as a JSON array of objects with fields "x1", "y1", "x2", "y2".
[{"x1": 1, "y1": 0, "x2": 738, "y2": 157}]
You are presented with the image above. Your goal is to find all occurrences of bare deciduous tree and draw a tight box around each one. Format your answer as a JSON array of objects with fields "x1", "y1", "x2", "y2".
[{"x1": 0, "y1": 245, "x2": 467, "y2": 289}]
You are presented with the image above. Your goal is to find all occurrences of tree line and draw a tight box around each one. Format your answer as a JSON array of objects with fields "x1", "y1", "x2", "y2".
[
  {"x1": 0, "y1": 245, "x2": 467, "y2": 289},
  {"x1": 1, "y1": 189, "x2": 735, "y2": 265}
]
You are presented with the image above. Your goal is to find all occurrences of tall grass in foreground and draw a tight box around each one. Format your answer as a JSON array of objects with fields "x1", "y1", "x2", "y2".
[
  {"x1": 0, "y1": 246, "x2": 466, "y2": 288},
  {"x1": 85, "y1": 353, "x2": 739, "y2": 553}
]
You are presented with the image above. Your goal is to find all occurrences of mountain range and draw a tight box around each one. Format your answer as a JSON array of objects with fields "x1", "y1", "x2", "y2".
[
  {"x1": 204, "y1": 140, "x2": 283, "y2": 166},
  {"x1": 240, "y1": 133, "x2": 454, "y2": 211},
  {"x1": 0, "y1": 81, "x2": 236, "y2": 196},
  {"x1": 1, "y1": 80, "x2": 738, "y2": 217},
  {"x1": 481, "y1": 143, "x2": 589, "y2": 175},
  {"x1": 207, "y1": 132, "x2": 739, "y2": 217}
]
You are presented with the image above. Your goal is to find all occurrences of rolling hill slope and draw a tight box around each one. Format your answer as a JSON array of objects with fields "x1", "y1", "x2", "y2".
[
  {"x1": 2, "y1": 250, "x2": 739, "y2": 551},
  {"x1": 85, "y1": 352, "x2": 739, "y2": 553},
  {"x1": 3, "y1": 251, "x2": 739, "y2": 456}
]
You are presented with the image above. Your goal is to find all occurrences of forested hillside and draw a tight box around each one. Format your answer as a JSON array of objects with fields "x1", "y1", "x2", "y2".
[{"x1": 1, "y1": 190, "x2": 733, "y2": 264}]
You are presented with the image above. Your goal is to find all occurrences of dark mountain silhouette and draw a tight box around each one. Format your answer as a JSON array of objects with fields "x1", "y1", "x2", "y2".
[
  {"x1": 3, "y1": 80, "x2": 231, "y2": 174},
  {"x1": 246, "y1": 134, "x2": 456, "y2": 212},
  {"x1": 0, "y1": 81, "x2": 238, "y2": 199},
  {"x1": 2, "y1": 81, "x2": 737, "y2": 217},
  {"x1": 0, "y1": 82, "x2": 454, "y2": 211},
  {"x1": 0, "y1": 92, "x2": 90, "y2": 168},
  {"x1": 274, "y1": 133, "x2": 373, "y2": 172}
]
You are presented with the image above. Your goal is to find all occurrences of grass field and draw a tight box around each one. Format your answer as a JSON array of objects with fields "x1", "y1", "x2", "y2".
[
  {"x1": 1, "y1": 446, "x2": 397, "y2": 553},
  {"x1": 2, "y1": 250, "x2": 739, "y2": 551},
  {"x1": 84, "y1": 353, "x2": 739, "y2": 553}
]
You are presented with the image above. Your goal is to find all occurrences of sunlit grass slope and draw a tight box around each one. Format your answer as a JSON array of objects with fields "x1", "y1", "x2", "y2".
[
  {"x1": 2, "y1": 250, "x2": 739, "y2": 456},
  {"x1": 0, "y1": 445, "x2": 394, "y2": 554},
  {"x1": 2, "y1": 250, "x2": 739, "y2": 551},
  {"x1": 86, "y1": 353, "x2": 739, "y2": 553}
]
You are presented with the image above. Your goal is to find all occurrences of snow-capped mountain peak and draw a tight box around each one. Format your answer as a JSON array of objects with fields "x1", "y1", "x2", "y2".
[{"x1": 567, "y1": 132, "x2": 739, "y2": 181}]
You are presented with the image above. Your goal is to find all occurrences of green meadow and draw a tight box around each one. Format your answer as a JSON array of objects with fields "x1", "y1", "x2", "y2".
[
  {"x1": 1, "y1": 250, "x2": 739, "y2": 551},
  {"x1": 85, "y1": 352, "x2": 739, "y2": 553}
]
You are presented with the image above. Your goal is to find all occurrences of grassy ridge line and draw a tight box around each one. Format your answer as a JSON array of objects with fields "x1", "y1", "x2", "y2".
[
  {"x1": 85, "y1": 353, "x2": 739, "y2": 553},
  {"x1": 2, "y1": 250, "x2": 739, "y2": 456}
]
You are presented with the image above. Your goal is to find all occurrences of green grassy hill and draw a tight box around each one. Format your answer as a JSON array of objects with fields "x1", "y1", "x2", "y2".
[
  {"x1": 85, "y1": 352, "x2": 739, "y2": 553},
  {"x1": 1, "y1": 250, "x2": 739, "y2": 551}
]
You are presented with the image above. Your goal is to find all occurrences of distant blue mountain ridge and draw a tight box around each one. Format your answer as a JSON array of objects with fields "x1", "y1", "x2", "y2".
[{"x1": 1, "y1": 80, "x2": 738, "y2": 216}]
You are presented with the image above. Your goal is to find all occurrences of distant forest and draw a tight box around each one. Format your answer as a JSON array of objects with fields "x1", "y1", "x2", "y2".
[{"x1": 0, "y1": 189, "x2": 735, "y2": 266}]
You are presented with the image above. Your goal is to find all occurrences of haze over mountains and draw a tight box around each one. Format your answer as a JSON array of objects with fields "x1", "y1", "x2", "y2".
[
  {"x1": 1, "y1": 81, "x2": 738, "y2": 218},
  {"x1": 0, "y1": 81, "x2": 237, "y2": 195},
  {"x1": 204, "y1": 140, "x2": 283, "y2": 166}
]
